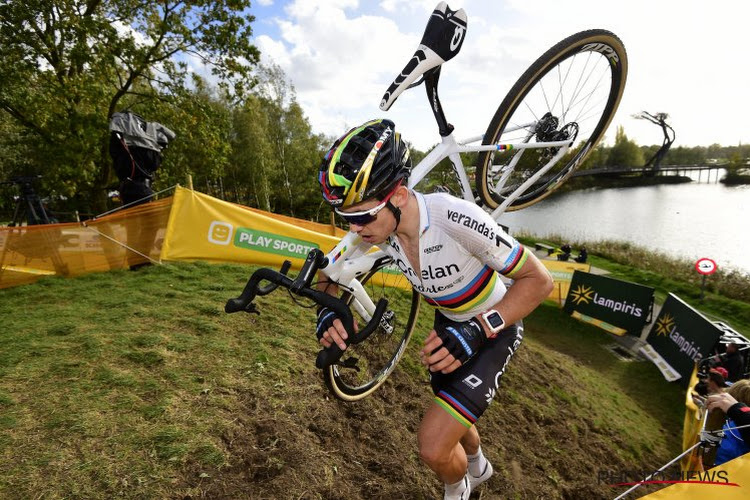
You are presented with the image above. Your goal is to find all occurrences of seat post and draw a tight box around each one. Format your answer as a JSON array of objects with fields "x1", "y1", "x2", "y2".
[{"x1": 424, "y1": 68, "x2": 454, "y2": 137}]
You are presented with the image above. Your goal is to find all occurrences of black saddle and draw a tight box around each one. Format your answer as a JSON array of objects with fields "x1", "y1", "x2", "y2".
[{"x1": 380, "y1": 2, "x2": 467, "y2": 111}]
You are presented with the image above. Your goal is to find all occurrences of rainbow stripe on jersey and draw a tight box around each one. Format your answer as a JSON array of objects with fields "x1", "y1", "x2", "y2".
[{"x1": 424, "y1": 265, "x2": 497, "y2": 313}]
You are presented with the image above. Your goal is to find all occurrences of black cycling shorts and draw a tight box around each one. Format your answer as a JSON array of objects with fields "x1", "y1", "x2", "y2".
[{"x1": 430, "y1": 312, "x2": 524, "y2": 428}]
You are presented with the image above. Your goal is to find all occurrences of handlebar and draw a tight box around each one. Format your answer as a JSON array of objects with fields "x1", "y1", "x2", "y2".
[{"x1": 225, "y1": 249, "x2": 389, "y2": 369}]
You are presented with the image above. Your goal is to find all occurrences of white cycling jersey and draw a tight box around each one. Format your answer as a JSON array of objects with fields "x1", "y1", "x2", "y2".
[{"x1": 365, "y1": 191, "x2": 530, "y2": 322}]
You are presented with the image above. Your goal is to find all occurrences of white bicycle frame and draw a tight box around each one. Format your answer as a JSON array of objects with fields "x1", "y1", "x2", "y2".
[{"x1": 321, "y1": 123, "x2": 574, "y2": 324}]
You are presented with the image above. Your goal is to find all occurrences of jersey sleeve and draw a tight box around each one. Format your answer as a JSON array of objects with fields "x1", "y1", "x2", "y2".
[{"x1": 430, "y1": 194, "x2": 529, "y2": 278}]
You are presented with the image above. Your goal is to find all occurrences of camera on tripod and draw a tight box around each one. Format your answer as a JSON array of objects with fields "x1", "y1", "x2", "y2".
[{"x1": 1, "y1": 175, "x2": 55, "y2": 226}]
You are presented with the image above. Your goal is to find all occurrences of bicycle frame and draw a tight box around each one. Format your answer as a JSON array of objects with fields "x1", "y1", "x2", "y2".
[
  {"x1": 407, "y1": 130, "x2": 573, "y2": 216},
  {"x1": 322, "y1": 135, "x2": 572, "y2": 324},
  {"x1": 321, "y1": 68, "x2": 574, "y2": 326}
]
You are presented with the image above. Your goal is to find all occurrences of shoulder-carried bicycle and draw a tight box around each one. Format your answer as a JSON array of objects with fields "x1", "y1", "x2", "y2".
[{"x1": 226, "y1": 2, "x2": 627, "y2": 401}]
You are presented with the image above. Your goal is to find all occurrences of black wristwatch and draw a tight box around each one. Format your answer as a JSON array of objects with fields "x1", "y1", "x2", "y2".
[{"x1": 481, "y1": 310, "x2": 506, "y2": 338}]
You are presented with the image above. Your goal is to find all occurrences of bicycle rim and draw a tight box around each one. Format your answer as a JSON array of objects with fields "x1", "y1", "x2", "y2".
[
  {"x1": 476, "y1": 30, "x2": 628, "y2": 210},
  {"x1": 325, "y1": 268, "x2": 419, "y2": 401}
]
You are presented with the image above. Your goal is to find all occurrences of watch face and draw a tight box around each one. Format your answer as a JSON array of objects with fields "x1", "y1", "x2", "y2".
[{"x1": 486, "y1": 311, "x2": 504, "y2": 329}]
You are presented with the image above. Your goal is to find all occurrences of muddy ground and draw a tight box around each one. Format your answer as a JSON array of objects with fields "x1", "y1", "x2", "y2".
[{"x1": 174, "y1": 336, "x2": 677, "y2": 500}]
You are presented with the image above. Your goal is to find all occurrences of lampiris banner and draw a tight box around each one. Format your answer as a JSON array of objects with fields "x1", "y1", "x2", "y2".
[
  {"x1": 563, "y1": 271, "x2": 654, "y2": 335},
  {"x1": 641, "y1": 293, "x2": 723, "y2": 385},
  {"x1": 541, "y1": 260, "x2": 591, "y2": 306}
]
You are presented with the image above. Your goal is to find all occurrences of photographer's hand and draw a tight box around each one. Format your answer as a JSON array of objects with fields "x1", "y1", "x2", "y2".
[{"x1": 706, "y1": 392, "x2": 738, "y2": 414}]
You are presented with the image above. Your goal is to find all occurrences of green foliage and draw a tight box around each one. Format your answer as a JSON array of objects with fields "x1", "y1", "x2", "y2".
[
  {"x1": 0, "y1": 0, "x2": 259, "y2": 212},
  {"x1": 226, "y1": 65, "x2": 328, "y2": 221},
  {"x1": 606, "y1": 126, "x2": 644, "y2": 167}
]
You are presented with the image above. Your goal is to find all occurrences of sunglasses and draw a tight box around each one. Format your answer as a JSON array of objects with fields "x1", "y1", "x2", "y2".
[{"x1": 335, "y1": 185, "x2": 399, "y2": 226}]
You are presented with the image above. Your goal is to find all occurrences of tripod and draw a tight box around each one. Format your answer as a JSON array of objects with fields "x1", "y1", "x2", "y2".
[
  {"x1": 3, "y1": 176, "x2": 54, "y2": 226},
  {"x1": 1, "y1": 176, "x2": 68, "y2": 278}
]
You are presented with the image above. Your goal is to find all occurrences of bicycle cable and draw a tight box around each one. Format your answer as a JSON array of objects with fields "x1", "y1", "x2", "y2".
[{"x1": 284, "y1": 278, "x2": 355, "y2": 310}]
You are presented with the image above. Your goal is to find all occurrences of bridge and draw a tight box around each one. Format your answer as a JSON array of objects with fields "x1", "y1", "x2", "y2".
[{"x1": 571, "y1": 164, "x2": 726, "y2": 183}]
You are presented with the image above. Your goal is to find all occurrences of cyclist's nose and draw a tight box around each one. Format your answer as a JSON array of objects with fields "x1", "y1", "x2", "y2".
[{"x1": 349, "y1": 222, "x2": 364, "y2": 233}]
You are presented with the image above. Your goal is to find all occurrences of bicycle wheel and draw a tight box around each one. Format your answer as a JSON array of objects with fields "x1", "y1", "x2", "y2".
[
  {"x1": 476, "y1": 30, "x2": 628, "y2": 210},
  {"x1": 325, "y1": 266, "x2": 420, "y2": 401}
]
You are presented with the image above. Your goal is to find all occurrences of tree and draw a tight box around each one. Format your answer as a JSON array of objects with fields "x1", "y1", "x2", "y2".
[
  {"x1": 633, "y1": 111, "x2": 675, "y2": 170},
  {"x1": 229, "y1": 95, "x2": 275, "y2": 212},
  {"x1": 578, "y1": 143, "x2": 608, "y2": 170},
  {"x1": 155, "y1": 78, "x2": 233, "y2": 195},
  {"x1": 606, "y1": 126, "x2": 644, "y2": 167},
  {"x1": 0, "y1": 0, "x2": 259, "y2": 211}
]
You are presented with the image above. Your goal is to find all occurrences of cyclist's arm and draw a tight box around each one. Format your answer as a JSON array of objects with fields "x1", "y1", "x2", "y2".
[
  {"x1": 478, "y1": 250, "x2": 553, "y2": 336},
  {"x1": 422, "y1": 254, "x2": 552, "y2": 374},
  {"x1": 434, "y1": 195, "x2": 554, "y2": 331},
  {"x1": 315, "y1": 233, "x2": 372, "y2": 350}
]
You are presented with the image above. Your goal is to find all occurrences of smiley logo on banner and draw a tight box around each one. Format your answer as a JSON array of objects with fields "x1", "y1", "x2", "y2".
[
  {"x1": 655, "y1": 313, "x2": 675, "y2": 336},
  {"x1": 570, "y1": 284, "x2": 594, "y2": 305}
]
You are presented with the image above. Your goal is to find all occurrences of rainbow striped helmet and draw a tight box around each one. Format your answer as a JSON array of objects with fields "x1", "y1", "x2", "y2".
[{"x1": 319, "y1": 119, "x2": 410, "y2": 208}]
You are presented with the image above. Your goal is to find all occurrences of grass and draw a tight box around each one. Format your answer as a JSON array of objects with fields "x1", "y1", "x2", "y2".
[
  {"x1": 0, "y1": 260, "x2": 690, "y2": 498},
  {"x1": 0, "y1": 262, "x2": 313, "y2": 497},
  {"x1": 525, "y1": 303, "x2": 684, "y2": 457}
]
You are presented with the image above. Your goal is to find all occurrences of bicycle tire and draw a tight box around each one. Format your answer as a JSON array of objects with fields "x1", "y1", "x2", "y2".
[
  {"x1": 476, "y1": 29, "x2": 628, "y2": 210},
  {"x1": 324, "y1": 267, "x2": 420, "y2": 401}
]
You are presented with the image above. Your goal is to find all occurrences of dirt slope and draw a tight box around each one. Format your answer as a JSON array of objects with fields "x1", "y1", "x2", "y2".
[{"x1": 176, "y1": 332, "x2": 680, "y2": 499}]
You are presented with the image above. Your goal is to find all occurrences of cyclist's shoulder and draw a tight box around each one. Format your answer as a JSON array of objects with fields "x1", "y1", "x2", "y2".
[
  {"x1": 422, "y1": 191, "x2": 481, "y2": 213},
  {"x1": 422, "y1": 191, "x2": 495, "y2": 228}
]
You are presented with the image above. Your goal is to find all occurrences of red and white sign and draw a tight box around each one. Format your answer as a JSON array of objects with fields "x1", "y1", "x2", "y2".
[{"x1": 695, "y1": 258, "x2": 717, "y2": 276}]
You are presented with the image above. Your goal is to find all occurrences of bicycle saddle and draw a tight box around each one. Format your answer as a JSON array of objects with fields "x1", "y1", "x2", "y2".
[{"x1": 380, "y1": 2, "x2": 467, "y2": 111}]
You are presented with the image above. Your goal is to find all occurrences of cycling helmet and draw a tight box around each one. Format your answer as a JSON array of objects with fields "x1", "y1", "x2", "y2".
[{"x1": 319, "y1": 118, "x2": 410, "y2": 209}]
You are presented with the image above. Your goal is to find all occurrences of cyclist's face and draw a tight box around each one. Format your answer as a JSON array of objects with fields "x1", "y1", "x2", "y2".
[
  {"x1": 342, "y1": 198, "x2": 391, "y2": 243},
  {"x1": 340, "y1": 187, "x2": 403, "y2": 244}
]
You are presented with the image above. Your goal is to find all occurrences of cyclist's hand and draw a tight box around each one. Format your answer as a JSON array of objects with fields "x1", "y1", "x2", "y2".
[
  {"x1": 316, "y1": 306, "x2": 348, "y2": 351},
  {"x1": 421, "y1": 317, "x2": 485, "y2": 374},
  {"x1": 421, "y1": 330, "x2": 461, "y2": 374}
]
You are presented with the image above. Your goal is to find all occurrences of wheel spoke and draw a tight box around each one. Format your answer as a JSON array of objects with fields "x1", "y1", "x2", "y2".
[
  {"x1": 476, "y1": 30, "x2": 627, "y2": 210},
  {"x1": 327, "y1": 269, "x2": 418, "y2": 400}
]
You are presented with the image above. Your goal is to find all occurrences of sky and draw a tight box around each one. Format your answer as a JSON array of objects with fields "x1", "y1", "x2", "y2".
[{"x1": 224, "y1": 0, "x2": 750, "y2": 152}]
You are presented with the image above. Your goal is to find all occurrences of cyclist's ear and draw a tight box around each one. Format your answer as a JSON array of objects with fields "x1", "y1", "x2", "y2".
[{"x1": 391, "y1": 185, "x2": 409, "y2": 207}]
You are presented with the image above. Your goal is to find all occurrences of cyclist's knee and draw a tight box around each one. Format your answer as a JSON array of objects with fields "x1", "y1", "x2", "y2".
[{"x1": 418, "y1": 439, "x2": 452, "y2": 470}]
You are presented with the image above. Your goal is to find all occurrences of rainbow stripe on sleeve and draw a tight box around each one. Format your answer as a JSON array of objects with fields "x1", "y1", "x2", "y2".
[{"x1": 499, "y1": 245, "x2": 528, "y2": 278}]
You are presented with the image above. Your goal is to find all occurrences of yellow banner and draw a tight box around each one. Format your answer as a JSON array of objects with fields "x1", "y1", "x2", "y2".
[
  {"x1": 638, "y1": 454, "x2": 750, "y2": 499},
  {"x1": 541, "y1": 259, "x2": 591, "y2": 305},
  {"x1": 160, "y1": 187, "x2": 346, "y2": 268},
  {"x1": 570, "y1": 310, "x2": 627, "y2": 336},
  {"x1": 1, "y1": 198, "x2": 172, "y2": 289},
  {"x1": 636, "y1": 364, "x2": 750, "y2": 498},
  {"x1": 681, "y1": 364, "x2": 704, "y2": 473}
]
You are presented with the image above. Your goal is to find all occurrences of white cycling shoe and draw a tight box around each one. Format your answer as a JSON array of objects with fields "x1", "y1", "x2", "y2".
[{"x1": 468, "y1": 459, "x2": 493, "y2": 491}]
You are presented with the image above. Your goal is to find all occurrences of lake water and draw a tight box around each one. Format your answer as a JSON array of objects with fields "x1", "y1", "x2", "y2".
[{"x1": 499, "y1": 173, "x2": 750, "y2": 274}]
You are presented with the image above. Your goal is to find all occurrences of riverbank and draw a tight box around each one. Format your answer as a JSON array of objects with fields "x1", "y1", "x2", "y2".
[
  {"x1": 501, "y1": 180, "x2": 750, "y2": 281},
  {"x1": 558, "y1": 173, "x2": 692, "y2": 193},
  {"x1": 721, "y1": 169, "x2": 750, "y2": 185}
]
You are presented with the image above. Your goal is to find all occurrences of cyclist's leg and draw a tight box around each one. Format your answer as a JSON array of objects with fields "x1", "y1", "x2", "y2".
[
  {"x1": 459, "y1": 425, "x2": 480, "y2": 455},
  {"x1": 417, "y1": 402, "x2": 471, "y2": 484},
  {"x1": 424, "y1": 321, "x2": 524, "y2": 483}
]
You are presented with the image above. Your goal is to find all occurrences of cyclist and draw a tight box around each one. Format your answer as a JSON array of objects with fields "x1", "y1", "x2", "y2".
[{"x1": 317, "y1": 119, "x2": 553, "y2": 499}]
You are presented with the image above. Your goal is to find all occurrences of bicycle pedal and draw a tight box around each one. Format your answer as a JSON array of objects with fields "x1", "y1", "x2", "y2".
[{"x1": 338, "y1": 357, "x2": 360, "y2": 371}]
